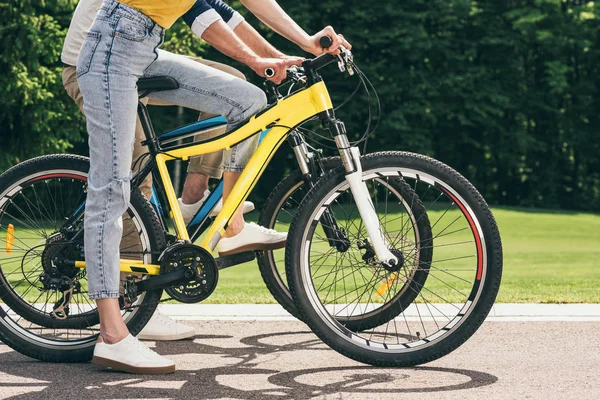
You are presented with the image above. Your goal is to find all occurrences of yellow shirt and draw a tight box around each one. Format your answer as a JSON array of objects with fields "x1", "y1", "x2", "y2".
[{"x1": 118, "y1": 0, "x2": 195, "y2": 28}]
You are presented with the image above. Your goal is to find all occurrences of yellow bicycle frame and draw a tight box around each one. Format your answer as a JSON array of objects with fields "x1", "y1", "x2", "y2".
[{"x1": 75, "y1": 81, "x2": 333, "y2": 276}]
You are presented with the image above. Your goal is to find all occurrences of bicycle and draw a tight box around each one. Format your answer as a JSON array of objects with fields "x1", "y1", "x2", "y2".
[
  {"x1": 0, "y1": 37, "x2": 502, "y2": 367},
  {"x1": 131, "y1": 79, "x2": 435, "y2": 330}
]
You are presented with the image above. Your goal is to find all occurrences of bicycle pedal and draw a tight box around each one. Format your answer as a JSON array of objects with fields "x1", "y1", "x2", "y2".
[{"x1": 215, "y1": 251, "x2": 256, "y2": 270}]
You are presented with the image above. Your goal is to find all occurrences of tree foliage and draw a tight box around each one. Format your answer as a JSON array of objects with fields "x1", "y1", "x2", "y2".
[
  {"x1": 0, "y1": 0, "x2": 84, "y2": 169},
  {"x1": 1, "y1": 0, "x2": 599, "y2": 211}
]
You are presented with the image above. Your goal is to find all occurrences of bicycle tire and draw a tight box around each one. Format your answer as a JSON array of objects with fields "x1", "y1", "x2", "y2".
[
  {"x1": 286, "y1": 151, "x2": 503, "y2": 367},
  {"x1": 0, "y1": 155, "x2": 165, "y2": 362}
]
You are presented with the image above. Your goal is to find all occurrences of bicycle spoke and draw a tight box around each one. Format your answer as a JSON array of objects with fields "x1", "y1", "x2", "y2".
[{"x1": 296, "y1": 163, "x2": 489, "y2": 354}]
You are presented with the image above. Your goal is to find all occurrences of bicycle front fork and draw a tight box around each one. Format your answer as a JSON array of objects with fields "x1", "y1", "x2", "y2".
[
  {"x1": 289, "y1": 131, "x2": 351, "y2": 251},
  {"x1": 328, "y1": 119, "x2": 399, "y2": 267}
]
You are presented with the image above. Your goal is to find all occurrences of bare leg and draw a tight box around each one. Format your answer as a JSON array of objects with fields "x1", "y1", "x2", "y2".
[
  {"x1": 181, "y1": 173, "x2": 210, "y2": 203},
  {"x1": 222, "y1": 171, "x2": 245, "y2": 237},
  {"x1": 96, "y1": 299, "x2": 129, "y2": 344}
]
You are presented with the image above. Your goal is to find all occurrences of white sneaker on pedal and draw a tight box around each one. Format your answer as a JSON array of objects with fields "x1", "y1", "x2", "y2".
[
  {"x1": 92, "y1": 334, "x2": 176, "y2": 374},
  {"x1": 178, "y1": 190, "x2": 255, "y2": 223},
  {"x1": 137, "y1": 311, "x2": 196, "y2": 341},
  {"x1": 217, "y1": 222, "x2": 287, "y2": 257}
]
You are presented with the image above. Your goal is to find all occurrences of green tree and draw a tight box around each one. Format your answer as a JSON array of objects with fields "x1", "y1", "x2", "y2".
[
  {"x1": 0, "y1": 0, "x2": 84, "y2": 171},
  {"x1": 202, "y1": 0, "x2": 600, "y2": 210},
  {"x1": 1, "y1": 0, "x2": 598, "y2": 211}
]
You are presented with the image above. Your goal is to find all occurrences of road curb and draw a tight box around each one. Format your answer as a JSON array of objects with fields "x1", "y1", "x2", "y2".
[{"x1": 156, "y1": 303, "x2": 600, "y2": 322}]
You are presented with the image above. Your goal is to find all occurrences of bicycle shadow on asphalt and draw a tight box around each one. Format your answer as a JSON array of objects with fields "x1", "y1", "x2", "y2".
[{"x1": 0, "y1": 327, "x2": 498, "y2": 399}]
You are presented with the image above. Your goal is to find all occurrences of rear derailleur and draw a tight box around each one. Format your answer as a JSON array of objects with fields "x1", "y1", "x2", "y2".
[{"x1": 39, "y1": 274, "x2": 81, "y2": 320}]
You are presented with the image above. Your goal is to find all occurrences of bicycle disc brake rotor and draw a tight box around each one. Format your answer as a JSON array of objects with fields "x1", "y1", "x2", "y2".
[{"x1": 161, "y1": 244, "x2": 218, "y2": 303}]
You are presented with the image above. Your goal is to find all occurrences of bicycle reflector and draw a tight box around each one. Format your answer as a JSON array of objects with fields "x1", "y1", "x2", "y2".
[
  {"x1": 6, "y1": 224, "x2": 15, "y2": 253},
  {"x1": 376, "y1": 272, "x2": 399, "y2": 297}
]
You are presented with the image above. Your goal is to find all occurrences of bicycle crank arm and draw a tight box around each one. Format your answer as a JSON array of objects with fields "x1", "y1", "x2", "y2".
[
  {"x1": 344, "y1": 147, "x2": 398, "y2": 266},
  {"x1": 134, "y1": 265, "x2": 197, "y2": 294},
  {"x1": 215, "y1": 251, "x2": 256, "y2": 270}
]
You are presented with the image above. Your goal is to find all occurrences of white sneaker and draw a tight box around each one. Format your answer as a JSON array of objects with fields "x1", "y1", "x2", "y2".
[
  {"x1": 137, "y1": 311, "x2": 196, "y2": 341},
  {"x1": 92, "y1": 334, "x2": 176, "y2": 374},
  {"x1": 217, "y1": 222, "x2": 287, "y2": 256},
  {"x1": 178, "y1": 190, "x2": 255, "y2": 223}
]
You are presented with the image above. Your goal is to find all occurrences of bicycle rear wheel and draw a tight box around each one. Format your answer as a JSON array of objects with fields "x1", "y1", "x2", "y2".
[
  {"x1": 286, "y1": 151, "x2": 503, "y2": 367},
  {"x1": 0, "y1": 155, "x2": 164, "y2": 362}
]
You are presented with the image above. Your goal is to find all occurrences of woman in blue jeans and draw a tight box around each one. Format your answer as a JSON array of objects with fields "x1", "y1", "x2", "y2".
[{"x1": 78, "y1": 0, "x2": 350, "y2": 374}]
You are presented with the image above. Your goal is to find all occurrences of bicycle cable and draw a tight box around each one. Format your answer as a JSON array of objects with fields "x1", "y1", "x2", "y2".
[
  {"x1": 131, "y1": 151, "x2": 152, "y2": 174},
  {"x1": 291, "y1": 60, "x2": 381, "y2": 153},
  {"x1": 353, "y1": 62, "x2": 382, "y2": 152}
]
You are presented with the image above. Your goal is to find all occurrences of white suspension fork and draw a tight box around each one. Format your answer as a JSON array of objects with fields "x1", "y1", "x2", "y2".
[{"x1": 344, "y1": 147, "x2": 398, "y2": 266}]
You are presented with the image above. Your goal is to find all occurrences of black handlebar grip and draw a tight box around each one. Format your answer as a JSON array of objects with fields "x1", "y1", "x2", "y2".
[
  {"x1": 320, "y1": 36, "x2": 334, "y2": 49},
  {"x1": 265, "y1": 68, "x2": 275, "y2": 78}
]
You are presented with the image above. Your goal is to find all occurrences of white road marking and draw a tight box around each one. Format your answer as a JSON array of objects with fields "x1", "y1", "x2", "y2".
[{"x1": 154, "y1": 303, "x2": 600, "y2": 322}]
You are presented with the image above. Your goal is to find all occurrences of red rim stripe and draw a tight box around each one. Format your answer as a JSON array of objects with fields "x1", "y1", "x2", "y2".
[
  {"x1": 29, "y1": 173, "x2": 87, "y2": 183},
  {"x1": 443, "y1": 190, "x2": 484, "y2": 281}
]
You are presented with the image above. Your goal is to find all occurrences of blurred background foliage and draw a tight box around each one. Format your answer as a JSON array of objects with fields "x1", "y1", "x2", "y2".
[{"x1": 0, "y1": 0, "x2": 599, "y2": 210}]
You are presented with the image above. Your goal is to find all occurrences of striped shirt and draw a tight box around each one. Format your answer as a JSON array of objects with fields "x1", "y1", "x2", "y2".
[{"x1": 119, "y1": 0, "x2": 243, "y2": 30}]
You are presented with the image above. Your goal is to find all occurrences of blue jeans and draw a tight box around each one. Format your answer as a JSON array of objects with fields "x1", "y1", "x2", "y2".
[{"x1": 77, "y1": 0, "x2": 267, "y2": 299}]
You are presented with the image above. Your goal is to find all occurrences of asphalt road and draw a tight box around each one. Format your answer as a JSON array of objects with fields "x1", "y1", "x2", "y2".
[{"x1": 0, "y1": 321, "x2": 598, "y2": 400}]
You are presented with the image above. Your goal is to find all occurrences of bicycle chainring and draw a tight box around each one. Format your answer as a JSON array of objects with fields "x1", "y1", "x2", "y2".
[{"x1": 160, "y1": 243, "x2": 218, "y2": 304}]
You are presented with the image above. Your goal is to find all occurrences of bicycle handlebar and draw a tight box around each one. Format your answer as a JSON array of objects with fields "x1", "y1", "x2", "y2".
[
  {"x1": 304, "y1": 35, "x2": 347, "y2": 72},
  {"x1": 264, "y1": 36, "x2": 350, "y2": 84},
  {"x1": 304, "y1": 53, "x2": 337, "y2": 72},
  {"x1": 264, "y1": 68, "x2": 276, "y2": 78},
  {"x1": 320, "y1": 36, "x2": 334, "y2": 49}
]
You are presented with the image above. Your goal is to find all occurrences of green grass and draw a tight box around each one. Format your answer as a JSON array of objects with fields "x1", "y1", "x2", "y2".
[
  {"x1": 2, "y1": 207, "x2": 599, "y2": 304},
  {"x1": 206, "y1": 207, "x2": 600, "y2": 304},
  {"x1": 491, "y1": 207, "x2": 600, "y2": 303}
]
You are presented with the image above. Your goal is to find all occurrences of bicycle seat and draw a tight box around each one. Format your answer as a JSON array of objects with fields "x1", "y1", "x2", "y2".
[{"x1": 138, "y1": 76, "x2": 179, "y2": 97}]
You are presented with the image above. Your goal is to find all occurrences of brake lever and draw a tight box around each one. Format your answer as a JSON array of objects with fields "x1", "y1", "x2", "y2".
[
  {"x1": 287, "y1": 66, "x2": 307, "y2": 85},
  {"x1": 337, "y1": 46, "x2": 355, "y2": 76},
  {"x1": 336, "y1": 54, "x2": 346, "y2": 74}
]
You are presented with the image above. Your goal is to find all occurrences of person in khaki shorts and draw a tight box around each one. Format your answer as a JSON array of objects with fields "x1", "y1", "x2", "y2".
[{"x1": 61, "y1": 0, "x2": 258, "y2": 341}]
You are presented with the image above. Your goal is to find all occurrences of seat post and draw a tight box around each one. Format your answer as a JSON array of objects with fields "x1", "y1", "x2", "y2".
[{"x1": 137, "y1": 101, "x2": 160, "y2": 154}]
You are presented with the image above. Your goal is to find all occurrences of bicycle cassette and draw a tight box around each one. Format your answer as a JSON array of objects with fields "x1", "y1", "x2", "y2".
[{"x1": 160, "y1": 243, "x2": 218, "y2": 303}]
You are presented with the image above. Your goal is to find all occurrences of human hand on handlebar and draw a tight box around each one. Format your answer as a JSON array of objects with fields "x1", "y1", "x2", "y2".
[
  {"x1": 250, "y1": 57, "x2": 303, "y2": 84},
  {"x1": 304, "y1": 26, "x2": 352, "y2": 56},
  {"x1": 278, "y1": 54, "x2": 305, "y2": 66}
]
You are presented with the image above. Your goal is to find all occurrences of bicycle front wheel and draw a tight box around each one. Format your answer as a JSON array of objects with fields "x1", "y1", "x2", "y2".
[{"x1": 286, "y1": 151, "x2": 503, "y2": 367}]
